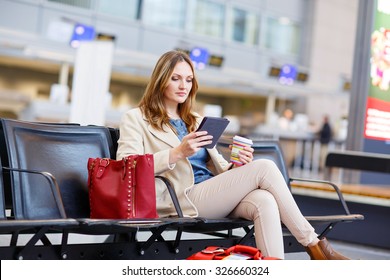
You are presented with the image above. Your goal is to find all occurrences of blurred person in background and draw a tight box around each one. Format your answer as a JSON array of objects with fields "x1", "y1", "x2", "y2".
[
  {"x1": 317, "y1": 115, "x2": 333, "y2": 170},
  {"x1": 278, "y1": 108, "x2": 298, "y2": 131}
]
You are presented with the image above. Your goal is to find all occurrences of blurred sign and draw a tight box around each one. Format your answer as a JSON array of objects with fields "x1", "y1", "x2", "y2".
[
  {"x1": 69, "y1": 23, "x2": 96, "y2": 48},
  {"x1": 97, "y1": 33, "x2": 116, "y2": 42},
  {"x1": 208, "y1": 54, "x2": 224, "y2": 67},
  {"x1": 190, "y1": 47, "x2": 209, "y2": 70},
  {"x1": 278, "y1": 64, "x2": 297, "y2": 85},
  {"x1": 269, "y1": 66, "x2": 308, "y2": 83},
  {"x1": 365, "y1": 1, "x2": 390, "y2": 141},
  {"x1": 176, "y1": 48, "x2": 224, "y2": 69}
]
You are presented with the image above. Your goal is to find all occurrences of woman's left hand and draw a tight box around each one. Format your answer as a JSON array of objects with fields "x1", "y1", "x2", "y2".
[{"x1": 238, "y1": 146, "x2": 254, "y2": 165}]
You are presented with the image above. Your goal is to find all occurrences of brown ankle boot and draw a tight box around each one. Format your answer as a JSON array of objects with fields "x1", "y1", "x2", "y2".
[{"x1": 306, "y1": 238, "x2": 350, "y2": 260}]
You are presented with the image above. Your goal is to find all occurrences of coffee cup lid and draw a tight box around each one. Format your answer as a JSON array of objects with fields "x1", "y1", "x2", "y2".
[{"x1": 233, "y1": 135, "x2": 253, "y2": 145}]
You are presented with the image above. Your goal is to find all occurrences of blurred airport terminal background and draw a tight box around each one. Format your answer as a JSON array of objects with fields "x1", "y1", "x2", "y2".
[{"x1": 0, "y1": 0, "x2": 360, "y2": 179}]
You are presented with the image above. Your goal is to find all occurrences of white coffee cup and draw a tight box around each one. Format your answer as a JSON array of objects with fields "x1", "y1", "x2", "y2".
[{"x1": 230, "y1": 135, "x2": 253, "y2": 165}]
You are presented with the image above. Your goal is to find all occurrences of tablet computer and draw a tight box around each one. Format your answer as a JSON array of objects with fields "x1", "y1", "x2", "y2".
[{"x1": 196, "y1": 116, "x2": 230, "y2": 148}]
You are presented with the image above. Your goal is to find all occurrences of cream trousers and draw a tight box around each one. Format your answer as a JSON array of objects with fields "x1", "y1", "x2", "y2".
[{"x1": 187, "y1": 159, "x2": 319, "y2": 259}]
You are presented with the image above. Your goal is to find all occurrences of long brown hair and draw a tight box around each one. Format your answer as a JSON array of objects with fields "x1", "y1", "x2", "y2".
[{"x1": 139, "y1": 50, "x2": 199, "y2": 132}]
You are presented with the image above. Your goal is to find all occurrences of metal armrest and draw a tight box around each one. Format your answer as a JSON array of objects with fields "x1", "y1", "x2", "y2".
[
  {"x1": 289, "y1": 177, "x2": 351, "y2": 215},
  {"x1": 155, "y1": 175, "x2": 184, "y2": 217},
  {"x1": 2, "y1": 166, "x2": 67, "y2": 218}
]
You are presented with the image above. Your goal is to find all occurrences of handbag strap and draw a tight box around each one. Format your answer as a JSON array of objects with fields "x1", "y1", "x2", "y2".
[{"x1": 96, "y1": 158, "x2": 110, "y2": 178}]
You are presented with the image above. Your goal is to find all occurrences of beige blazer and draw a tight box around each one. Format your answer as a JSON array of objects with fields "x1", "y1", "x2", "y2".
[{"x1": 117, "y1": 108, "x2": 231, "y2": 217}]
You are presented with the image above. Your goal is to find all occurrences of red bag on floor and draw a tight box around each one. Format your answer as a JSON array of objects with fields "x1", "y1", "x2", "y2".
[{"x1": 187, "y1": 245, "x2": 280, "y2": 260}]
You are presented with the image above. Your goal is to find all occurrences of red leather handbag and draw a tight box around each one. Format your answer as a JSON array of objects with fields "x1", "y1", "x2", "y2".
[
  {"x1": 87, "y1": 154, "x2": 158, "y2": 219},
  {"x1": 187, "y1": 245, "x2": 280, "y2": 260}
]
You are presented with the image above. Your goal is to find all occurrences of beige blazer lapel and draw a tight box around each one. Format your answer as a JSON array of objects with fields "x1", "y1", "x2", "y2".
[{"x1": 147, "y1": 123, "x2": 181, "y2": 148}]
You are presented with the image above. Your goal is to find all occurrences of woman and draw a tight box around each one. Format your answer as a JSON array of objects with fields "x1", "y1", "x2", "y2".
[{"x1": 116, "y1": 50, "x2": 349, "y2": 260}]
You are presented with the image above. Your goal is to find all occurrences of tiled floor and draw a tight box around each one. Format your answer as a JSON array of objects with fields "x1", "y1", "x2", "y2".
[{"x1": 285, "y1": 239, "x2": 390, "y2": 260}]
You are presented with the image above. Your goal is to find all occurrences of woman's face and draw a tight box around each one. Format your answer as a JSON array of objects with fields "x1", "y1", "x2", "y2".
[{"x1": 163, "y1": 61, "x2": 193, "y2": 107}]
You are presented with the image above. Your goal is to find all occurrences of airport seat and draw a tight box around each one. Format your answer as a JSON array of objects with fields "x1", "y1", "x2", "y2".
[
  {"x1": 0, "y1": 156, "x2": 7, "y2": 220},
  {"x1": 0, "y1": 118, "x2": 364, "y2": 259},
  {"x1": 216, "y1": 137, "x2": 364, "y2": 241},
  {"x1": 0, "y1": 143, "x2": 80, "y2": 260},
  {"x1": 0, "y1": 119, "x2": 178, "y2": 259}
]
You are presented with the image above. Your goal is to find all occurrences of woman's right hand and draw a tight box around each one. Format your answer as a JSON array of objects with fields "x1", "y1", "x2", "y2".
[{"x1": 169, "y1": 131, "x2": 213, "y2": 164}]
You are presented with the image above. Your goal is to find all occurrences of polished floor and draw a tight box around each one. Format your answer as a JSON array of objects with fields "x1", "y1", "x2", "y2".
[{"x1": 285, "y1": 239, "x2": 390, "y2": 260}]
